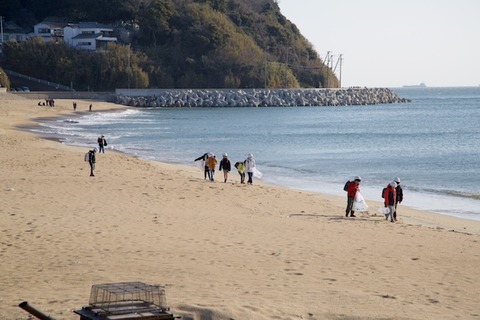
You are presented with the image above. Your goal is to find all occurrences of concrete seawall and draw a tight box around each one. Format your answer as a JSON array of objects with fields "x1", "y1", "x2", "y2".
[{"x1": 115, "y1": 88, "x2": 411, "y2": 108}]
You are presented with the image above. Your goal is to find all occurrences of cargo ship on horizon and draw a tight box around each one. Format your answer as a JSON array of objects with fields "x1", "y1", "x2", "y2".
[{"x1": 403, "y1": 82, "x2": 427, "y2": 88}]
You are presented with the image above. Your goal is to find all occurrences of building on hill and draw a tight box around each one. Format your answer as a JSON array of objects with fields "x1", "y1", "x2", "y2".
[
  {"x1": 29, "y1": 19, "x2": 117, "y2": 50},
  {"x1": 64, "y1": 22, "x2": 117, "y2": 50},
  {"x1": 33, "y1": 20, "x2": 68, "y2": 42},
  {"x1": 2, "y1": 21, "x2": 31, "y2": 43}
]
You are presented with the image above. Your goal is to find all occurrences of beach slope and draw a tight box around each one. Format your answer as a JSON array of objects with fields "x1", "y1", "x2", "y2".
[{"x1": 1, "y1": 97, "x2": 479, "y2": 320}]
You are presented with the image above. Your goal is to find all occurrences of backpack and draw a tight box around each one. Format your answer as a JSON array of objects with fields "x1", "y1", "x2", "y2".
[
  {"x1": 381, "y1": 187, "x2": 387, "y2": 198},
  {"x1": 343, "y1": 181, "x2": 350, "y2": 192}
]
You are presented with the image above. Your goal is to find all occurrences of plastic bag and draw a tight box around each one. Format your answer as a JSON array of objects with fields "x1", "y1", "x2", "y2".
[
  {"x1": 253, "y1": 167, "x2": 263, "y2": 179},
  {"x1": 377, "y1": 207, "x2": 390, "y2": 215},
  {"x1": 352, "y1": 192, "x2": 368, "y2": 211}
]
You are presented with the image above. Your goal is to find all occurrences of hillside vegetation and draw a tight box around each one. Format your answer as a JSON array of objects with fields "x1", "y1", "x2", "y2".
[{"x1": 2, "y1": 0, "x2": 339, "y2": 90}]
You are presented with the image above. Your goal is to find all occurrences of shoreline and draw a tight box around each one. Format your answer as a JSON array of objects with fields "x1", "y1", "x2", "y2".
[
  {"x1": 20, "y1": 99, "x2": 480, "y2": 233},
  {"x1": 28, "y1": 101, "x2": 480, "y2": 227},
  {"x1": 2, "y1": 96, "x2": 480, "y2": 320}
]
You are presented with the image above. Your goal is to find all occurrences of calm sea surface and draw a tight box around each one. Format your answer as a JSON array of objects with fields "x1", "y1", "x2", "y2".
[{"x1": 34, "y1": 87, "x2": 480, "y2": 221}]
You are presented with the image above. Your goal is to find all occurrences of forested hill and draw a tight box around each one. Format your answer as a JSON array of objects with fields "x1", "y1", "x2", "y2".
[{"x1": 2, "y1": 0, "x2": 339, "y2": 90}]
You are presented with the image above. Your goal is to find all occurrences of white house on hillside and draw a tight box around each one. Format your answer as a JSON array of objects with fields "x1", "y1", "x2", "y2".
[
  {"x1": 64, "y1": 22, "x2": 117, "y2": 50},
  {"x1": 2, "y1": 21, "x2": 30, "y2": 42},
  {"x1": 30, "y1": 20, "x2": 117, "y2": 50},
  {"x1": 33, "y1": 21, "x2": 67, "y2": 42}
]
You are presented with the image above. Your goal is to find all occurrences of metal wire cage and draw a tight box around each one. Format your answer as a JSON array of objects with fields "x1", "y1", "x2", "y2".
[{"x1": 89, "y1": 282, "x2": 168, "y2": 310}]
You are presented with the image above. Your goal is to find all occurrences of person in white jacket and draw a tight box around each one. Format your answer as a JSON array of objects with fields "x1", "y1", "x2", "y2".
[{"x1": 245, "y1": 153, "x2": 256, "y2": 185}]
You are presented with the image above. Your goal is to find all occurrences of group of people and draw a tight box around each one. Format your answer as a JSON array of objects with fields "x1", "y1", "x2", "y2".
[
  {"x1": 85, "y1": 135, "x2": 107, "y2": 177},
  {"x1": 345, "y1": 176, "x2": 403, "y2": 222},
  {"x1": 37, "y1": 99, "x2": 55, "y2": 107},
  {"x1": 382, "y1": 177, "x2": 404, "y2": 222},
  {"x1": 195, "y1": 152, "x2": 256, "y2": 184}
]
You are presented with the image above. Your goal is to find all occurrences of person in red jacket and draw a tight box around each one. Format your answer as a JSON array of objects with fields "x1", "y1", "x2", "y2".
[
  {"x1": 345, "y1": 176, "x2": 361, "y2": 217},
  {"x1": 383, "y1": 181, "x2": 397, "y2": 222}
]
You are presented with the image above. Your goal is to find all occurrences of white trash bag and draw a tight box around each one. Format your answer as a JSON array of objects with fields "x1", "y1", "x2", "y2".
[
  {"x1": 377, "y1": 207, "x2": 390, "y2": 215},
  {"x1": 253, "y1": 167, "x2": 263, "y2": 179},
  {"x1": 352, "y1": 192, "x2": 368, "y2": 211},
  {"x1": 195, "y1": 160, "x2": 205, "y2": 171}
]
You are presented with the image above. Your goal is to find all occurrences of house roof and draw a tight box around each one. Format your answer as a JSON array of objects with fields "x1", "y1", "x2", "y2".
[
  {"x1": 79, "y1": 22, "x2": 113, "y2": 30},
  {"x1": 37, "y1": 21, "x2": 69, "y2": 29},
  {"x1": 4, "y1": 21, "x2": 33, "y2": 34}
]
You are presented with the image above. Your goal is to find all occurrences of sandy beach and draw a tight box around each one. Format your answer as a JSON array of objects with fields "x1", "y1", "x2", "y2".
[{"x1": 1, "y1": 94, "x2": 480, "y2": 320}]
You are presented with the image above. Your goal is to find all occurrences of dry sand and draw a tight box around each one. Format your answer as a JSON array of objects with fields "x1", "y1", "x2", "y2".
[{"x1": 1, "y1": 94, "x2": 480, "y2": 320}]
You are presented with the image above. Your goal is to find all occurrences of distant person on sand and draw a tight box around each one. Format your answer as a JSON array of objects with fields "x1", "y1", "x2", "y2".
[
  {"x1": 89, "y1": 104, "x2": 93, "y2": 111},
  {"x1": 207, "y1": 154, "x2": 218, "y2": 181},
  {"x1": 345, "y1": 176, "x2": 361, "y2": 217},
  {"x1": 394, "y1": 177, "x2": 403, "y2": 221},
  {"x1": 73, "y1": 101, "x2": 77, "y2": 111},
  {"x1": 86, "y1": 148, "x2": 97, "y2": 177},
  {"x1": 194, "y1": 152, "x2": 211, "y2": 180},
  {"x1": 219, "y1": 153, "x2": 231, "y2": 183},
  {"x1": 245, "y1": 153, "x2": 256, "y2": 185},
  {"x1": 97, "y1": 135, "x2": 106, "y2": 153},
  {"x1": 383, "y1": 181, "x2": 397, "y2": 223},
  {"x1": 234, "y1": 161, "x2": 246, "y2": 184}
]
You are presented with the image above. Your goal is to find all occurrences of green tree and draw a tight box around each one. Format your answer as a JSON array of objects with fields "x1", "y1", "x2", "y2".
[
  {"x1": 137, "y1": 0, "x2": 176, "y2": 46},
  {"x1": 0, "y1": 67, "x2": 11, "y2": 90}
]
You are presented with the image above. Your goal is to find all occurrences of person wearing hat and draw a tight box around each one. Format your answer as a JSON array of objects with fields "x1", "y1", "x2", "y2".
[
  {"x1": 245, "y1": 153, "x2": 256, "y2": 185},
  {"x1": 219, "y1": 153, "x2": 231, "y2": 183},
  {"x1": 206, "y1": 153, "x2": 218, "y2": 181},
  {"x1": 345, "y1": 176, "x2": 361, "y2": 217},
  {"x1": 394, "y1": 177, "x2": 403, "y2": 221},
  {"x1": 383, "y1": 181, "x2": 397, "y2": 223}
]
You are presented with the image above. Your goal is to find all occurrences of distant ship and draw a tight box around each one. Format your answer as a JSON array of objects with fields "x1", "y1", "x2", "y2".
[{"x1": 403, "y1": 83, "x2": 427, "y2": 88}]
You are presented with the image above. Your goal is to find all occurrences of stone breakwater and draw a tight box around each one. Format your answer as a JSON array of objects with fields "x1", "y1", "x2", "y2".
[{"x1": 115, "y1": 88, "x2": 411, "y2": 108}]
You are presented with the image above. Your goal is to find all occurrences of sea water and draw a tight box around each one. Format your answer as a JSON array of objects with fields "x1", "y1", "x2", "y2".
[{"x1": 33, "y1": 87, "x2": 480, "y2": 221}]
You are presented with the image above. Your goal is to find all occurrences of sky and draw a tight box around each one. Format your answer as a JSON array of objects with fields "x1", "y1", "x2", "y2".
[{"x1": 277, "y1": 0, "x2": 480, "y2": 88}]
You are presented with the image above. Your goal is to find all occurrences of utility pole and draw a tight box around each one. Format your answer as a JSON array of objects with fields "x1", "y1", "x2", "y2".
[
  {"x1": 284, "y1": 46, "x2": 292, "y2": 88},
  {"x1": 333, "y1": 54, "x2": 343, "y2": 88},
  {"x1": 127, "y1": 44, "x2": 131, "y2": 89},
  {"x1": 264, "y1": 46, "x2": 268, "y2": 88},
  {"x1": 0, "y1": 16, "x2": 4, "y2": 52},
  {"x1": 324, "y1": 51, "x2": 331, "y2": 88}
]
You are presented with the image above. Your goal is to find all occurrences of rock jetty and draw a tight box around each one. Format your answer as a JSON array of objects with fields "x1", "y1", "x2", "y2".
[{"x1": 115, "y1": 88, "x2": 410, "y2": 108}]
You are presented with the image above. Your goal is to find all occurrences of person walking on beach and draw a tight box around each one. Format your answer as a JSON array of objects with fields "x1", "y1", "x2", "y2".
[
  {"x1": 86, "y1": 148, "x2": 97, "y2": 177},
  {"x1": 219, "y1": 153, "x2": 231, "y2": 183},
  {"x1": 394, "y1": 177, "x2": 403, "y2": 221},
  {"x1": 345, "y1": 176, "x2": 361, "y2": 217},
  {"x1": 195, "y1": 152, "x2": 211, "y2": 180},
  {"x1": 234, "y1": 161, "x2": 246, "y2": 184},
  {"x1": 245, "y1": 153, "x2": 256, "y2": 185},
  {"x1": 383, "y1": 181, "x2": 397, "y2": 223},
  {"x1": 97, "y1": 135, "x2": 106, "y2": 153},
  {"x1": 73, "y1": 101, "x2": 77, "y2": 111},
  {"x1": 207, "y1": 154, "x2": 218, "y2": 181}
]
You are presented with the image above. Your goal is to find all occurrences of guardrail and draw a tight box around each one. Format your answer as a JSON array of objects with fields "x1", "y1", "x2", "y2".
[
  {"x1": 11, "y1": 91, "x2": 116, "y2": 101},
  {"x1": 5, "y1": 69, "x2": 73, "y2": 91}
]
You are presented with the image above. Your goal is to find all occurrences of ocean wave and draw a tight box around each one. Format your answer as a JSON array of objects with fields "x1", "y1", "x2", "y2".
[{"x1": 407, "y1": 186, "x2": 480, "y2": 201}]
